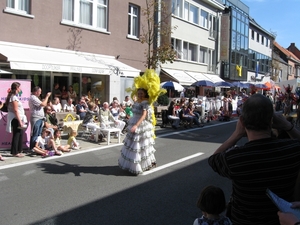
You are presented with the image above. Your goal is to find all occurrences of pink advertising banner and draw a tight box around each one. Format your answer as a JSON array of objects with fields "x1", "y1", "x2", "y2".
[{"x1": 0, "y1": 79, "x2": 31, "y2": 149}]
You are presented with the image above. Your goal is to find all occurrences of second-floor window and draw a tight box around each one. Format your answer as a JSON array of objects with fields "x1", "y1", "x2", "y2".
[
  {"x1": 128, "y1": 4, "x2": 139, "y2": 38},
  {"x1": 7, "y1": 0, "x2": 30, "y2": 13},
  {"x1": 63, "y1": 0, "x2": 108, "y2": 31}
]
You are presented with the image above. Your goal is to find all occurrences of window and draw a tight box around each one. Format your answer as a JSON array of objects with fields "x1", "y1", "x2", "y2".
[
  {"x1": 209, "y1": 15, "x2": 217, "y2": 38},
  {"x1": 172, "y1": 0, "x2": 182, "y2": 18},
  {"x1": 199, "y1": 47, "x2": 207, "y2": 63},
  {"x1": 251, "y1": 29, "x2": 254, "y2": 40},
  {"x1": 6, "y1": 0, "x2": 30, "y2": 14},
  {"x1": 266, "y1": 38, "x2": 268, "y2": 47},
  {"x1": 62, "y1": 0, "x2": 108, "y2": 31},
  {"x1": 256, "y1": 33, "x2": 259, "y2": 42},
  {"x1": 189, "y1": 4, "x2": 199, "y2": 24},
  {"x1": 200, "y1": 9, "x2": 208, "y2": 28},
  {"x1": 189, "y1": 43, "x2": 197, "y2": 62},
  {"x1": 128, "y1": 4, "x2": 139, "y2": 38},
  {"x1": 261, "y1": 36, "x2": 264, "y2": 45}
]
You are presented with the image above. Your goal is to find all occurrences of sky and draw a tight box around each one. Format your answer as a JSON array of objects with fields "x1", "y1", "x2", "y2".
[{"x1": 242, "y1": 0, "x2": 300, "y2": 48}]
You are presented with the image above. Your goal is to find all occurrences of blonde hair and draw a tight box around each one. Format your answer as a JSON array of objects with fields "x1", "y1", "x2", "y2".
[{"x1": 70, "y1": 129, "x2": 77, "y2": 137}]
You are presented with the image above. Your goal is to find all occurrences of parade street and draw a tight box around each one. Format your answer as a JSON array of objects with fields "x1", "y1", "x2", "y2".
[{"x1": 0, "y1": 120, "x2": 248, "y2": 225}]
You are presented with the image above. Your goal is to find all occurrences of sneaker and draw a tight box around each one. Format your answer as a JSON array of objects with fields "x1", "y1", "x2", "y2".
[{"x1": 56, "y1": 150, "x2": 63, "y2": 156}]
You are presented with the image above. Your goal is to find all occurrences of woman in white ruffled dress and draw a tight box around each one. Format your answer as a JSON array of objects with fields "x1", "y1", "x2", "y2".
[{"x1": 118, "y1": 88, "x2": 156, "y2": 175}]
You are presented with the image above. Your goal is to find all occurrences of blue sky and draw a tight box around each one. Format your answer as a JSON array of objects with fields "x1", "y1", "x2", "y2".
[{"x1": 243, "y1": 0, "x2": 300, "y2": 48}]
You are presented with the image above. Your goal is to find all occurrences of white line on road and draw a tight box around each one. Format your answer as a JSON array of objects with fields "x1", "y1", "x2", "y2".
[{"x1": 141, "y1": 152, "x2": 204, "y2": 175}]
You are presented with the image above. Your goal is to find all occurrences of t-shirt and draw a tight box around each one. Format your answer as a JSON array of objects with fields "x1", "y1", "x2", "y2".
[{"x1": 208, "y1": 138, "x2": 300, "y2": 225}]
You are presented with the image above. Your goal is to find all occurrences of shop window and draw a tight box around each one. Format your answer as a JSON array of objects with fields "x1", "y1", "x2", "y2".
[{"x1": 128, "y1": 4, "x2": 139, "y2": 38}]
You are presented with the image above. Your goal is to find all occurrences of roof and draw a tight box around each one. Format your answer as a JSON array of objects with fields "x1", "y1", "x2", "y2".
[{"x1": 273, "y1": 41, "x2": 300, "y2": 63}]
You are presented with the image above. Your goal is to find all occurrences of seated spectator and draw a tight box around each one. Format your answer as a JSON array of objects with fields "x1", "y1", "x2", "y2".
[
  {"x1": 110, "y1": 100, "x2": 126, "y2": 134},
  {"x1": 208, "y1": 94, "x2": 300, "y2": 225},
  {"x1": 167, "y1": 100, "x2": 180, "y2": 129},
  {"x1": 44, "y1": 106, "x2": 58, "y2": 134},
  {"x1": 63, "y1": 97, "x2": 75, "y2": 112},
  {"x1": 68, "y1": 130, "x2": 80, "y2": 150},
  {"x1": 123, "y1": 95, "x2": 133, "y2": 107},
  {"x1": 82, "y1": 102, "x2": 100, "y2": 141},
  {"x1": 193, "y1": 185, "x2": 232, "y2": 225},
  {"x1": 99, "y1": 102, "x2": 123, "y2": 136},
  {"x1": 52, "y1": 97, "x2": 62, "y2": 112},
  {"x1": 178, "y1": 105, "x2": 192, "y2": 128},
  {"x1": 76, "y1": 96, "x2": 88, "y2": 120},
  {"x1": 53, "y1": 130, "x2": 71, "y2": 152},
  {"x1": 32, "y1": 128, "x2": 62, "y2": 157},
  {"x1": 185, "y1": 103, "x2": 203, "y2": 127}
]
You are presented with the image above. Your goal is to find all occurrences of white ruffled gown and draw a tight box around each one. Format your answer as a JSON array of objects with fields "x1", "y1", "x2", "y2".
[{"x1": 118, "y1": 100, "x2": 156, "y2": 175}]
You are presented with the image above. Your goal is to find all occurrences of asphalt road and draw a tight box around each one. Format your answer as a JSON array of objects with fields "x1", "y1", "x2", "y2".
[{"x1": 0, "y1": 120, "x2": 247, "y2": 225}]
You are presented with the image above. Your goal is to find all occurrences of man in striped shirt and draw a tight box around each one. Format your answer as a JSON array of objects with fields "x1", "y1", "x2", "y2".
[{"x1": 209, "y1": 94, "x2": 300, "y2": 225}]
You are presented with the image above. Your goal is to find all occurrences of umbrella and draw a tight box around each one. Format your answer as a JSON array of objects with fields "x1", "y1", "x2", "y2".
[
  {"x1": 191, "y1": 80, "x2": 215, "y2": 87},
  {"x1": 254, "y1": 83, "x2": 268, "y2": 89},
  {"x1": 160, "y1": 81, "x2": 184, "y2": 91},
  {"x1": 231, "y1": 81, "x2": 251, "y2": 88},
  {"x1": 214, "y1": 81, "x2": 234, "y2": 87}
]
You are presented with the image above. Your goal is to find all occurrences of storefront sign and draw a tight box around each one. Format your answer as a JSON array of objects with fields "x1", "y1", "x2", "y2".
[{"x1": 0, "y1": 79, "x2": 31, "y2": 149}]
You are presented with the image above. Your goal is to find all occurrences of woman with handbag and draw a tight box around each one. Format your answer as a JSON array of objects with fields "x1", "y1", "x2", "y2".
[{"x1": 5, "y1": 82, "x2": 27, "y2": 157}]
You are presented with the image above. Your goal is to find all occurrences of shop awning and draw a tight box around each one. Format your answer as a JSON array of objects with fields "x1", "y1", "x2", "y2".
[
  {"x1": 0, "y1": 41, "x2": 140, "y2": 77},
  {"x1": 161, "y1": 68, "x2": 196, "y2": 86},
  {"x1": 203, "y1": 73, "x2": 225, "y2": 83},
  {"x1": 184, "y1": 71, "x2": 213, "y2": 82}
]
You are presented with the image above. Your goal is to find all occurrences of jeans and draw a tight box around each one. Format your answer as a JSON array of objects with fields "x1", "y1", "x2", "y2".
[{"x1": 30, "y1": 119, "x2": 44, "y2": 149}]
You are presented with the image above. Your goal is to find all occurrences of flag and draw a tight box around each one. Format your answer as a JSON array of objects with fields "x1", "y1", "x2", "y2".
[{"x1": 236, "y1": 65, "x2": 242, "y2": 77}]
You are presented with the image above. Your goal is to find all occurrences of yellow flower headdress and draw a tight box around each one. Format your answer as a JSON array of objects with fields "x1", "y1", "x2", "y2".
[{"x1": 126, "y1": 69, "x2": 167, "y2": 131}]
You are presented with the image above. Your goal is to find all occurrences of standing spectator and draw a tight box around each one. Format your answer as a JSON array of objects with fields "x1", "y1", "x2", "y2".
[
  {"x1": 208, "y1": 94, "x2": 300, "y2": 225},
  {"x1": 76, "y1": 96, "x2": 88, "y2": 120},
  {"x1": 29, "y1": 86, "x2": 51, "y2": 149},
  {"x1": 5, "y1": 82, "x2": 27, "y2": 157},
  {"x1": 61, "y1": 85, "x2": 68, "y2": 108},
  {"x1": 68, "y1": 85, "x2": 77, "y2": 103},
  {"x1": 193, "y1": 185, "x2": 232, "y2": 225},
  {"x1": 52, "y1": 83, "x2": 61, "y2": 99}
]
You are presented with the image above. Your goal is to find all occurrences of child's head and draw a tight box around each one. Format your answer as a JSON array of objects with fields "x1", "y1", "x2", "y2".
[
  {"x1": 70, "y1": 130, "x2": 77, "y2": 137},
  {"x1": 42, "y1": 128, "x2": 51, "y2": 137},
  {"x1": 54, "y1": 130, "x2": 61, "y2": 138},
  {"x1": 196, "y1": 185, "x2": 226, "y2": 215}
]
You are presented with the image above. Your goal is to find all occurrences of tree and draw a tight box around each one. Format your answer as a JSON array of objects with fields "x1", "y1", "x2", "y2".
[{"x1": 140, "y1": 0, "x2": 177, "y2": 70}]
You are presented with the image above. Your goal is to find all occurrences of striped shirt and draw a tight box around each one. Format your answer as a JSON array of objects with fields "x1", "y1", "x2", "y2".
[{"x1": 208, "y1": 137, "x2": 300, "y2": 225}]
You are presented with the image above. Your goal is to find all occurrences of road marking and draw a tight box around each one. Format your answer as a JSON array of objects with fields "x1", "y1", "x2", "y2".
[{"x1": 141, "y1": 152, "x2": 204, "y2": 176}]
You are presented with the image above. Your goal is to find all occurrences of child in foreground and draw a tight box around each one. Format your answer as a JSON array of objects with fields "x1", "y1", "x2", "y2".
[
  {"x1": 53, "y1": 130, "x2": 71, "y2": 152},
  {"x1": 68, "y1": 130, "x2": 80, "y2": 150},
  {"x1": 193, "y1": 185, "x2": 232, "y2": 225},
  {"x1": 32, "y1": 128, "x2": 62, "y2": 157}
]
